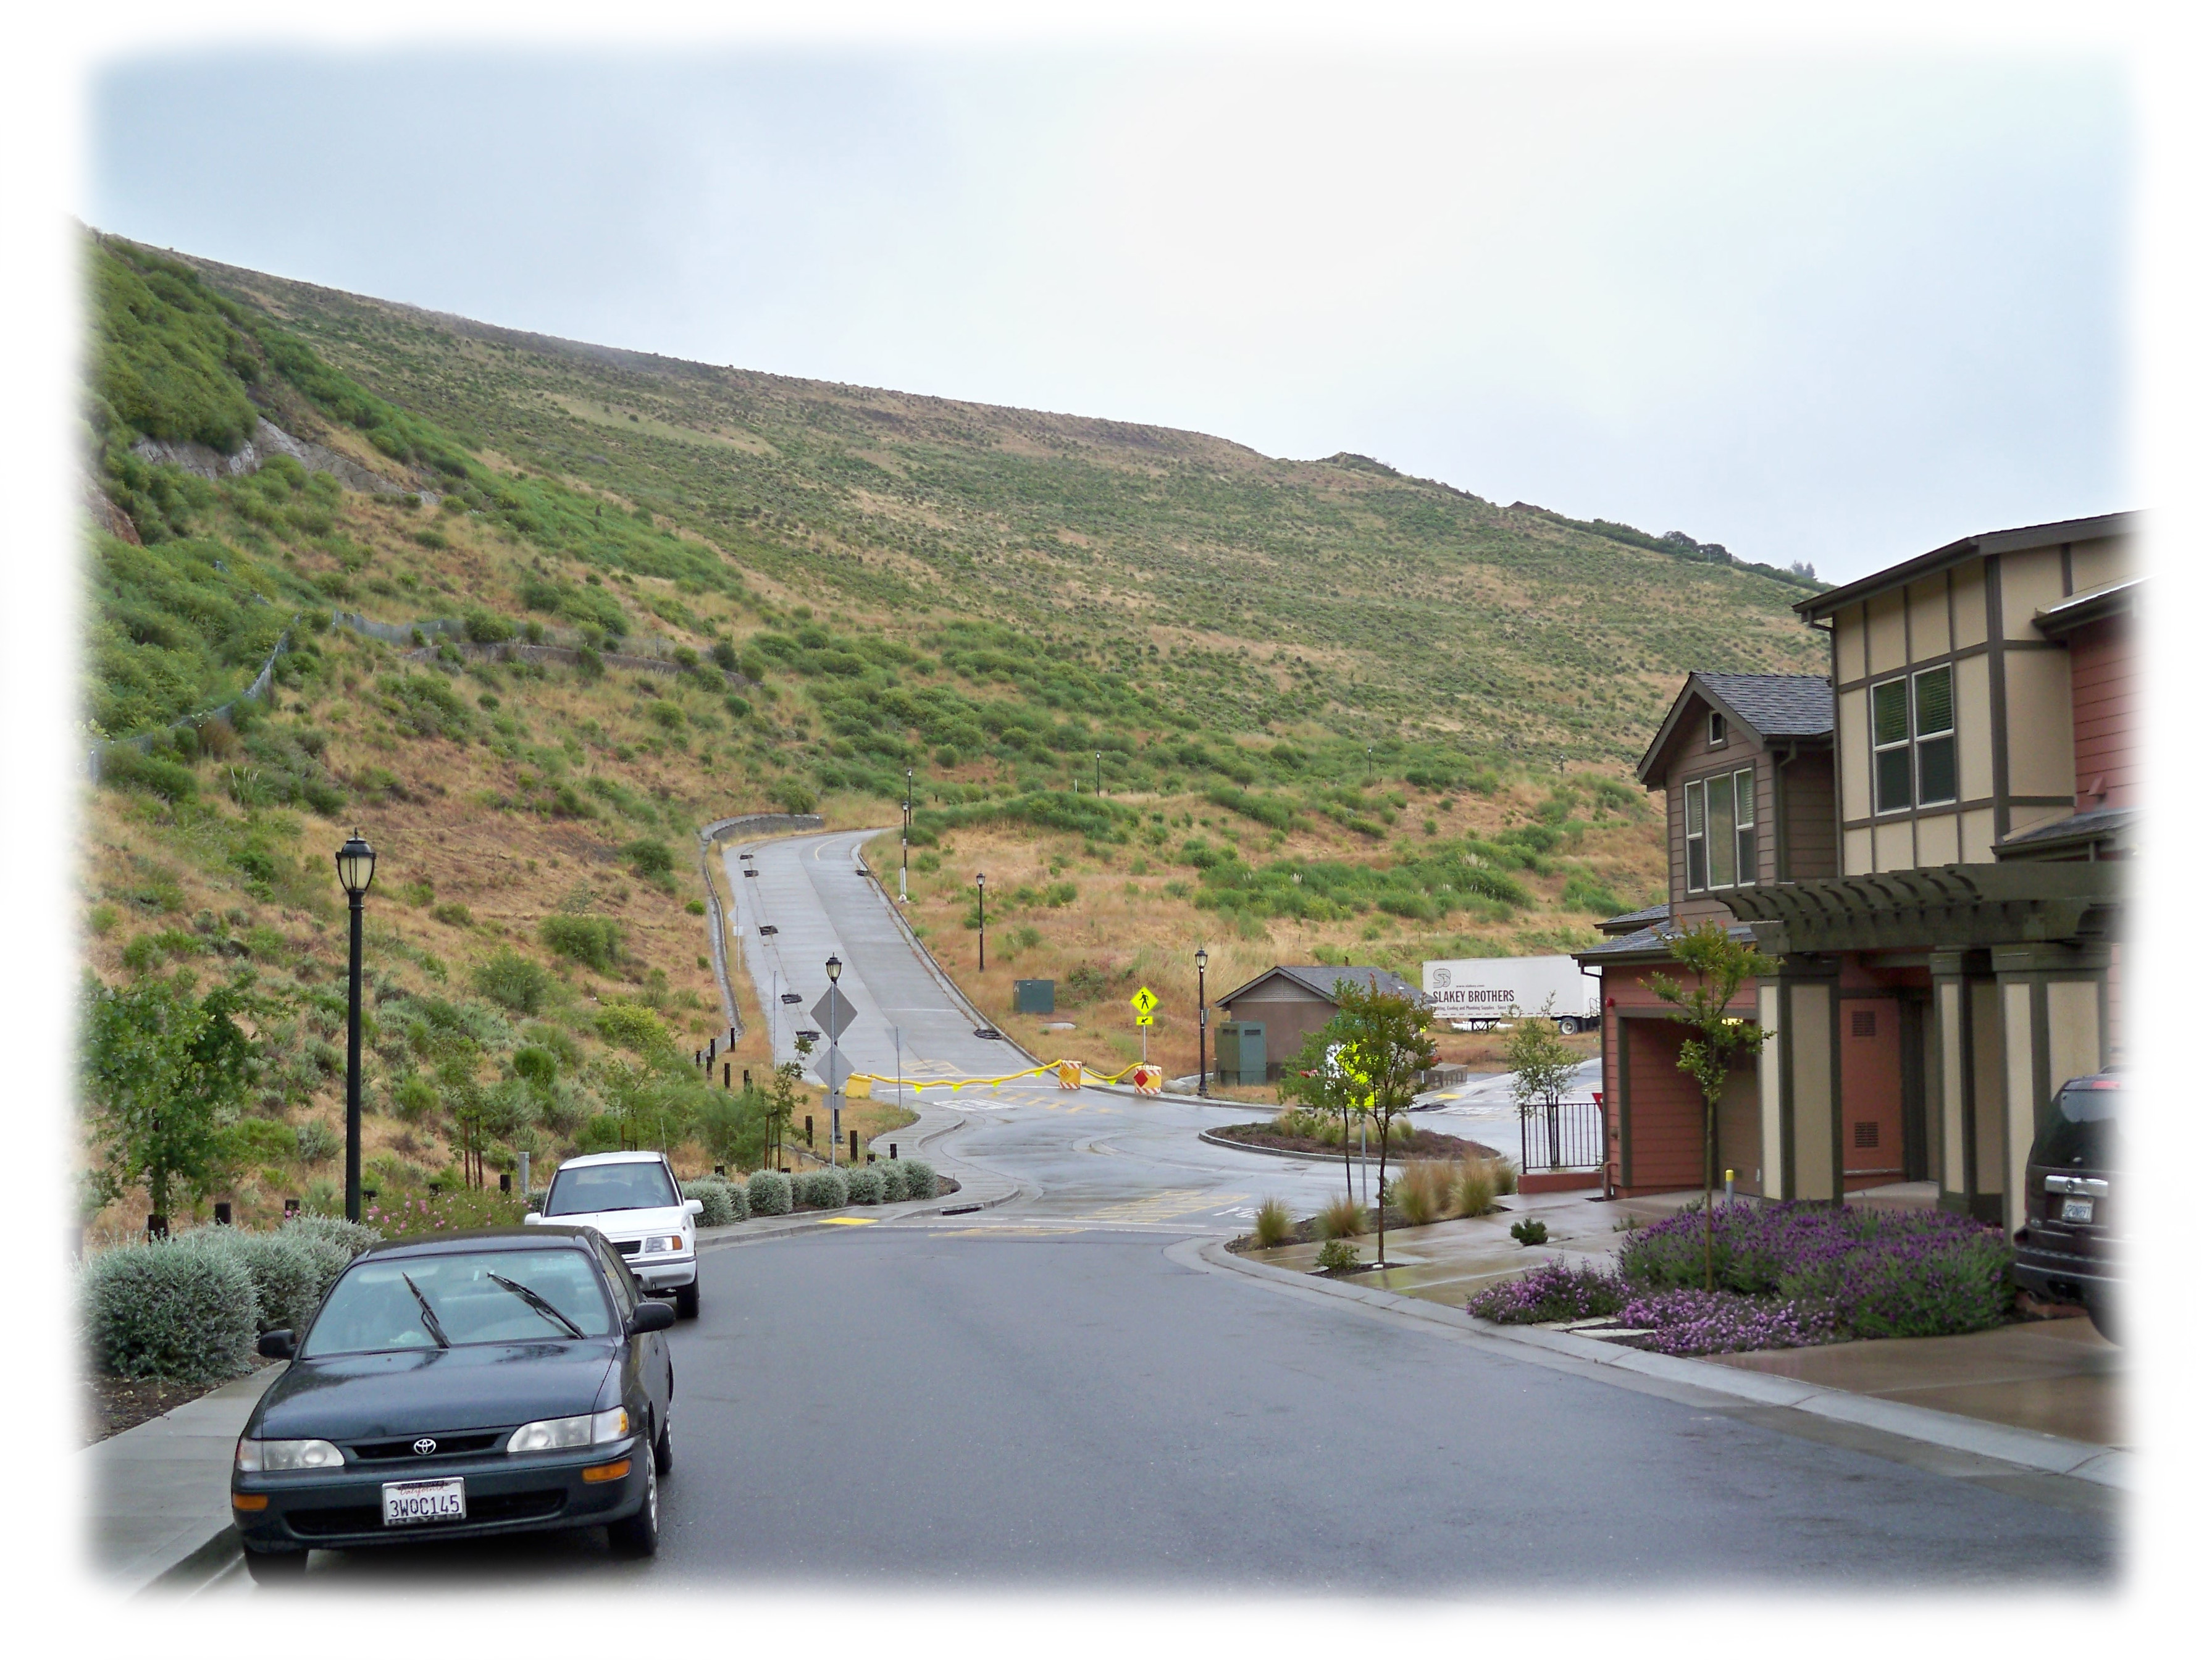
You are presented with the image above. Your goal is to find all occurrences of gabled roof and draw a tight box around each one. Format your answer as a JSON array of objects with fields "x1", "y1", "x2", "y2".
[
  {"x1": 1572, "y1": 918, "x2": 1763, "y2": 967},
  {"x1": 1215, "y1": 963, "x2": 1423, "y2": 1008},
  {"x1": 1596, "y1": 903, "x2": 1670, "y2": 936},
  {"x1": 1795, "y1": 511, "x2": 2137, "y2": 622},
  {"x1": 1635, "y1": 672, "x2": 1835, "y2": 786}
]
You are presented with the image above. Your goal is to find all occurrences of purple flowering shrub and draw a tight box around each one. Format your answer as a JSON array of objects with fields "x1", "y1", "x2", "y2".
[
  {"x1": 1467, "y1": 1259, "x2": 1625, "y2": 1323},
  {"x1": 1617, "y1": 1202, "x2": 2011, "y2": 1341},
  {"x1": 1616, "y1": 1288, "x2": 1838, "y2": 1356}
]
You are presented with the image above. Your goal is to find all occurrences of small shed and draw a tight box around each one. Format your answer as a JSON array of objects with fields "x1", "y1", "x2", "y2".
[{"x1": 1213, "y1": 965, "x2": 1425, "y2": 1078}]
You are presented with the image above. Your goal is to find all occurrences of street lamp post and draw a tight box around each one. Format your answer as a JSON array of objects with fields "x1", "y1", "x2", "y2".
[
  {"x1": 334, "y1": 832, "x2": 377, "y2": 1223},
  {"x1": 825, "y1": 954, "x2": 843, "y2": 1168},
  {"x1": 975, "y1": 873, "x2": 986, "y2": 971},
  {"x1": 901, "y1": 769, "x2": 913, "y2": 903},
  {"x1": 1095, "y1": 751, "x2": 1102, "y2": 796},
  {"x1": 1196, "y1": 946, "x2": 1209, "y2": 1098}
]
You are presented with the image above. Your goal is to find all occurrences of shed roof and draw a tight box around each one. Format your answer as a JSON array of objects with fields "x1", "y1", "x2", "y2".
[
  {"x1": 1215, "y1": 963, "x2": 1423, "y2": 1008},
  {"x1": 1635, "y1": 672, "x2": 1835, "y2": 786},
  {"x1": 1794, "y1": 511, "x2": 2136, "y2": 622}
]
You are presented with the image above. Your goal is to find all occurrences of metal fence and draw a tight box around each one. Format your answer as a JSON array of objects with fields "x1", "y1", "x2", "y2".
[{"x1": 1519, "y1": 1099, "x2": 1606, "y2": 1172}]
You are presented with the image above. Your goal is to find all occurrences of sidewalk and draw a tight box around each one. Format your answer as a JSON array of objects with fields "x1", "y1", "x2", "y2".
[
  {"x1": 84, "y1": 1364, "x2": 283, "y2": 1593},
  {"x1": 1234, "y1": 1183, "x2": 2126, "y2": 1468}
]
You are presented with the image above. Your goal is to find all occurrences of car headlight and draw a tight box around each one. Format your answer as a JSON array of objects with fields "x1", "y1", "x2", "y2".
[
  {"x1": 235, "y1": 1437, "x2": 345, "y2": 1472},
  {"x1": 635, "y1": 1235, "x2": 685, "y2": 1255},
  {"x1": 507, "y1": 1406, "x2": 629, "y2": 1454}
]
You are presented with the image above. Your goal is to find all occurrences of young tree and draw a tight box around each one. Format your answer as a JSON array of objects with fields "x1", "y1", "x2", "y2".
[
  {"x1": 1332, "y1": 983, "x2": 1438, "y2": 1267},
  {"x1": 1504, "y1": 996, "x2": 1580, "y2": 1170},
  {"x1": 1280, "y1": 1015, "x2": 1363, "y2": 1202},
  {"x1": 80, "y1": 971, "x2": 267, "y2": 1227},
  {"x1": 1647, "y1": 921, "x2": 1778, "y2": 1289}
]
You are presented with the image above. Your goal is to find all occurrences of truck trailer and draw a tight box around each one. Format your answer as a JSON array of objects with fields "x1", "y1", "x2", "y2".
[{"x1": 1421, "y1": 955, "x2": 1601, "y2": 1035}]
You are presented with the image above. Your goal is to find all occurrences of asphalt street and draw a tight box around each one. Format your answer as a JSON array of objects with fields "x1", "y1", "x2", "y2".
[{"x1": 282, "y1": 828, "x2": 2115, "y2": 1588}]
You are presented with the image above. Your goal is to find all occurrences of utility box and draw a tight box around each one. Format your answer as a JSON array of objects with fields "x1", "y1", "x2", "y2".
[
  {"x1": 1215, "y1": 1021, "x2": 1269, "y2": 1086},
  {"x1": 1015, "y1": 979, "x2": 1055, "y2": 1015}
]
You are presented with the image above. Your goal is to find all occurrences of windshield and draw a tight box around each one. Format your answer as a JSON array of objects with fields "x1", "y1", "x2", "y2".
[
  {"x1": 2029, "y1": 1079, "x2": 2119, "y2": 1172},
  {"x1": 545, "y1": 1160, "x2": 679, "y2": 1217},
  {"x1": 301, "y1": 1247, "x2": 615, "y2": 1356}
]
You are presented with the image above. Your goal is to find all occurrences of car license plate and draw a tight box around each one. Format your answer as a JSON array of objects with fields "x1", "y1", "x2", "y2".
[
  {"x1": 2061, "y1": 1197, "x2": 2094, "y2": 1223},
  {"x1": 382, "y1": 1478, "x2": 466, "y2": 1527}
]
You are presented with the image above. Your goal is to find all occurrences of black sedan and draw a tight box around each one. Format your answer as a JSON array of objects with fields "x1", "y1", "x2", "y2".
[{"x1": 231, "y1": 1226, "x2": 676, "y2": 1583}]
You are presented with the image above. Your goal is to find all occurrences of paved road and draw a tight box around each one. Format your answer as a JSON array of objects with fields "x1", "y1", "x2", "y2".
[{"x1": 277, "y1": 828, "x2": 2114, "y2": 1588}]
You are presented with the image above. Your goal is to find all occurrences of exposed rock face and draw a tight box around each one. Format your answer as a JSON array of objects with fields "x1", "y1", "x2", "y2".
[
  {"x1": 129, "y1": 416, "x2": 406, "y2": 496},
  {"x1": 85, "y1": 482, "x2": 141, "y2": 545}
]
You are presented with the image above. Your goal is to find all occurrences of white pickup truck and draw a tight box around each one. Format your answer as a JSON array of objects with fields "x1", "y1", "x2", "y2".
[{"x1": 1422, "y1": 955, "x2": 1601, "y2": 1035}]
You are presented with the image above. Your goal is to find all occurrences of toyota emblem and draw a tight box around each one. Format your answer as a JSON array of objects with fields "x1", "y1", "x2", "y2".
[{"x1": 413, "y1": 1437, "x2": 438, "y2": 1456}]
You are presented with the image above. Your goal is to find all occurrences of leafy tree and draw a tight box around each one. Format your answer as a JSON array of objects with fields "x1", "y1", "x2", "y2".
[
  {"x1": 1648, "y1": 922, "x2": 1778, "y2": 1290},
  {"x1": 1331, "y1": 982, "x2": 1437, "y2": 1267},
  {"x1": 1280, "y1": 1017, "x2": 1364, "y2": 1203},
  {"x1": 81, "y1": 971, "x2": 269, "y2": 1223},
  {"x1": 1505, "y1": 996, "x2": 1580, "y2": 1169}
]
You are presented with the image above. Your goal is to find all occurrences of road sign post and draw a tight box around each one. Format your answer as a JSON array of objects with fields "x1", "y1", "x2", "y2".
[
  {"x1": 1131, "y1": 985, "x2": 1158, "y2": 1065},
  {"x1": 813, "y1": 979, "x2": 855, "y2": 1167}
]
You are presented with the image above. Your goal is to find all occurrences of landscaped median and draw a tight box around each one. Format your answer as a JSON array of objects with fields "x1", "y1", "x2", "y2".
[
  {"x1": 1468, "y1": 1202, "x2": 2015, "y2": 1356},
  {"x1": 675, "y1": 1158, "x2": 941, "y2": 1223}
]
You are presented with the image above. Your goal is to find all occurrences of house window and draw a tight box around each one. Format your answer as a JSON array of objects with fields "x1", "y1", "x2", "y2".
[
  {"x1": 1685, "y1": 767, "x2": 1756, "y2": 891},
  {"x1": 1915, "y1": 666, "x2": 1957, "y2": 805},
  {"x1": 1872, "y1": 666, "x2": 1956, "y2": 811},
  {"x1": 1707, "y1": 711, "x2": 1727, "y2": 746}
]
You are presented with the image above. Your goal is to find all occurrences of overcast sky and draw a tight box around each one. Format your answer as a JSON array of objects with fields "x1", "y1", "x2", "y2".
[{"x1": 85, "y1": 45, "x2": 2126, "y2": 583}]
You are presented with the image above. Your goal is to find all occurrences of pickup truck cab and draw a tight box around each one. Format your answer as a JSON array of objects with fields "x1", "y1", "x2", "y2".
[
  {"x1": 527, "y1": 1151, "x2": 705, "y2": 1319},
  {"x1": 2009, "y1": 1071, "x2": 2121, "y2": 1342}
]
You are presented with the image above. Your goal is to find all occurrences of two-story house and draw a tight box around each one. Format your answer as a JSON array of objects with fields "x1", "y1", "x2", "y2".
[{"x1": 1578, "y1": 512, "x2": 2134, "y2": 1230}]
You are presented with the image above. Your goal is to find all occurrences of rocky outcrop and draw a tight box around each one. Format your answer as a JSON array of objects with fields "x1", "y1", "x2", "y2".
[
  {"x1": 85, "y1": 482, "x2": 141, "y2": 545},
  {"x1": 129, "y1": 417, "x2": 407, "y2": 496}
]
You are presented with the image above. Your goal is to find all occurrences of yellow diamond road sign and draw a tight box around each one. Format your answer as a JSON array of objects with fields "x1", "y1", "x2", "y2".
[{"x1": 1131, "y1": 986, "x2": 1159, "y2": 1017}]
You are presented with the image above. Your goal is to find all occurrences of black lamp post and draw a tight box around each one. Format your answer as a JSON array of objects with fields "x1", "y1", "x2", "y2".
[
  {"x1": 975, "y1": 873, "x2": 986, "y2": 971},
  {"x1": 334, "y1": 831, "x2": 377, "y2": 1223},
  {"x1": 902, "y1": 769, "x2": 913, "y2": 902},
  {"x1": 1196, "y1": 946, "x2": 1210, "y2": 1097},
  {"x1": 1095, "y1": 751, "x2": 1102, "y2": 796},
  {"x1": 825, "y1": 954, "x2": 843, "y2": 1168}
]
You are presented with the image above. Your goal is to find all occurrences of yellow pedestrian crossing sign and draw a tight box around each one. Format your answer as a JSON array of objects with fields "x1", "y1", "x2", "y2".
[
  {"x1": 1135, "y1": 1014, "x2": 1154, "y2": 1028},
  {"x1": 1131, "y1": 986, "x2": 1159, "y2": 1018}
]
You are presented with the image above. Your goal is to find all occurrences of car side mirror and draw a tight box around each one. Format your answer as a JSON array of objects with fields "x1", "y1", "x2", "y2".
[
  {"x1": 626, "y1": 1301, "x2": 676, "y2": 1336},
  {"x1": 258, "y1": 1329, "x2": 296, "y2": 1360},
  {"x1": 523, "y1": 1212, "x2": 543, "y2": 1225},
  {"x1": 684, "y1": 1198, "x2": 705, "y2": 1217}
]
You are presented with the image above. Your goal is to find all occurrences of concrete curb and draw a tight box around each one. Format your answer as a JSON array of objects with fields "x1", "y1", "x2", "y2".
[
  {"x1": 1192, "y1": 1238, "x2": 2127, "y2": 1490},
  {"x1": 1196, "y1": 1128, "x2": 1364, "y2": 1164}
]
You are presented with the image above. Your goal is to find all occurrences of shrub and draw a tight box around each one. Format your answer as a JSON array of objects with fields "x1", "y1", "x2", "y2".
[
  {"x1": 178, "y1": 1226, "x2": 322, "y2": 1333},
  {"x1": 1317, "y1": 1196, "x2": 1367, "y2": 1239},
  {"x1": 681, "y1": 1178, "x2": 735, "y2": 1228},
  {"x1": 1315, "y1": 1238, "x2": 1359, "y2": 1272},
  {"x1": 472, "y1": 947, "x2": 551, "y2": 1015},
  {"x1": 1454, "y1": 1161, "x2": 1499, "y2": 1217},
  {"x1": 82, "y1": 1238, "x2": 258, "y2": 1383},
  {"x1": 596, "y1": 1002, "x2": 671, "y2": 1053},
  {"x1": 1617, "y1": 1287, "x2": 1838, "y2": 1356},
  {"x1": 876, "y1": 1160, "x2": 910, "y2": 1202},
  {"x1": 795, "y1": 1169, "x2": 848, "y2": 1209},
  {"x1": 621, "y1": 838, "x2": 674, "y2": 879},
  {"x1": 102, "y1": 747, "x2": 199, "y2": 802},
  {"x1": 845, "y1": 1165, "x2": 886, "y2": 1205},
  {"x1": 1468, "y1": 1259, "x2": 1625, "y2": 1325},
  {"x1": 541, "y1": 913, "x2": 624, "y2": 971},
  {"x1": 1509, "y1": 1218, "x2": 1550, "y2": 1247},
  {"x1": 747, "y1": 1169, "x2": 793, "y2": 1216},
  {"x1": 363, "y1": 1189, "x2": 525, "y2": 1236},
  {"x1": 463, "y1": 611, "x2": 514, "y2": 643},
  {"x1": 1252, "y1": 1197, "x2": 1294, "y2": 1247},
  {"x1": 899, "y1": 1159, "x2": 938, "y2": 1200},
  {"x1": 295, "y1": 1118, "x2": 341, "y2": 1165}
]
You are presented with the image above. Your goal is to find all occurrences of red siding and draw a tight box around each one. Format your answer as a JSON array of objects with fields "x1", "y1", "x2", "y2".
[
  {"x1": 2069, "y1": 614, "x2": 2134, "y2": 808},
  {"x1": 1601, "y1": 965, "x2": 1758, "y2": 1196}
]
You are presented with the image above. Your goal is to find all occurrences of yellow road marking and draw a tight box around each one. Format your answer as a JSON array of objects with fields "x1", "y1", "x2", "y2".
[{"x1": 818, "y1": 1217, "x2": 878, "y2": 1226}]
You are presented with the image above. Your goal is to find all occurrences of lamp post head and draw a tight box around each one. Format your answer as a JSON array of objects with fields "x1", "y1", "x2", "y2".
[
  {"x1": 825, "y1": 954, "x2": 842, "y2": 983},
  {"x1": 976, "y1": 873, "x2": 984, "y2": 888},
  {"x1": 335, "y1": 832, "x2": 377, "y2": 899},
  {"x1": 1195, "y1": 947, "x2": 1208, "y2": 973}
]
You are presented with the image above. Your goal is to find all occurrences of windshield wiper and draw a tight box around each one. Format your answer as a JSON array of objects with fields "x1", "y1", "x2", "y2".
[
  {"x1": 487, "y1": 1272, "x2": 586, "y2": 1339},
  {"x1": 401, "y1": 1272, "x2": 451, "y2": 1349}
]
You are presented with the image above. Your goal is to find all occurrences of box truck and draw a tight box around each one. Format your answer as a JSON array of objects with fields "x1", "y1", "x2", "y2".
[{"x1": 1421, "y1": 955, "x2": 1601, "y2": 1034}]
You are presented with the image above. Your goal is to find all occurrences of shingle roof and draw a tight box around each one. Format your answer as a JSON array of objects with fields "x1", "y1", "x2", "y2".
[
  {"x1": 1596, "y1": 903, "x2": 1670, "y2": 936},
  {"x1": 1692, "y1": 674, "x2": 1835, "y2": 739},
  {"x1": 1572, "y1": 920, "x2": 1763, "y2": 966},
  {"x1": 1217, "y1": 964, "x2": 1423, "y2": 1007}
]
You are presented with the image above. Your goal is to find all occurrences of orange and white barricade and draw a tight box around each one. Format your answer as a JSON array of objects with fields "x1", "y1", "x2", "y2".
[
  {"x1": 1056, "y1": 1059, "x2": 1083, "y2": 1089},
  {"x1": 1131, "y1": 1063, "x2": 1163, "y2": 1096}
]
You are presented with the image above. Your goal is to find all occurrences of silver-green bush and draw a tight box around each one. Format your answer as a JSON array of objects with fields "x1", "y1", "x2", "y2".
[
  {"x1": 721, "y1": 1178, "x2": 750, "y2": 1222},
  {"x1": 845, "y1": 1165, "x2": 885, "y2": 1205},
  {"x1": 875, "y1": 1160, "x2": 910, "y2": 1202},
  {"x1": 795, "y1": 1169, "x2": 848, "y2": 1209},
  {"x1": 82, "y1": 1240, "x2": 258, "y2": 1383},
  {"x1": 747, "y1": 1170, "x2": 792, "y2": 1216},
  {"x1": 901, "y1": 1159, "x2": 939, "y2": 1200},
  {"x1": 178, "y1": 1228, "x2": 322, "y2": 1333},
  {"x1": 681, "y1": 1179, "x2": 735, "y2": 1228},
  {"x1": 280, "y1": 1212, "x2": 383, "y2": 1303}
]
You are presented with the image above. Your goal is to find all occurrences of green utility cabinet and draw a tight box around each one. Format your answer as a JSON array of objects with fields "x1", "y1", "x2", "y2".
[
  {"x1": 1215, "y1": 1021, "x2": 1268, "y2": 1086},
  {"x1": 1015, "y1": 979, "x2": 1055, "y2": 1015}
]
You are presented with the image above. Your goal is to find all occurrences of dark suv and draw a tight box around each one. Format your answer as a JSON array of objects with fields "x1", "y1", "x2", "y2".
[{"x1": 2010, "y1": 1070, "x2": 2121, "y2": 1341}]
